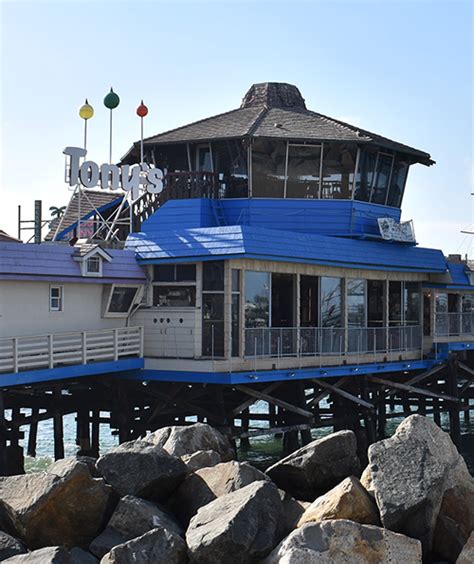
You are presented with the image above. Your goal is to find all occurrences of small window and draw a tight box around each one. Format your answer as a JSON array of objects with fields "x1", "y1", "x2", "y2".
[
  {"x1": 50, "y1": 286, "x2": 63, "y2": 312},
  {"x1": 86, "y1": 256, "x2": 101, "y2": 274},
  {"x1": 153, "y1": 286, "x2": 196, "y2": 307},
  {"x1": 108, "y1": 287, "x2": 139, "y2": 314},
  {"x1": 153, "y1": 264, "x2": 196, "y2": 282}
]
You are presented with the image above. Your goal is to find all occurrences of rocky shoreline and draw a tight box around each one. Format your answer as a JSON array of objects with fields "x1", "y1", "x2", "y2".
[{"x1": 0, "y1": 415, "x2": 472, "y2": 563}]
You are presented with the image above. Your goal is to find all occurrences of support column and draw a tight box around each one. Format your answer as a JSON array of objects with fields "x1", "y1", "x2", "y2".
[
  {"x1": 447, "y1": 355, "x2": 461, "y2": 447},
  {"x1": 27, "y1": 408, "x2": 39, "y2": 458},
  {"x1": 53, "y1": 388, "x2": 64, "y2": 461}
]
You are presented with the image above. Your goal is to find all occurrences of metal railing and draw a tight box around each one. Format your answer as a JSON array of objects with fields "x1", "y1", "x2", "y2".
[
  {"x1": 244, "y1": 325, "x2": 422, "y2": 359},
  {"x1": 434, "y1": 312, "x2": 474, "y2": 337},
  {"x1": 0, "y1": 326, "x2": 144, "y2": 374}
]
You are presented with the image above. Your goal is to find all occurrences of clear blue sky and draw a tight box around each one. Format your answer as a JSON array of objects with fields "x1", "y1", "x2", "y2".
[{"x1": 1, "y1": 0, "x2": 472, "y2": 254}]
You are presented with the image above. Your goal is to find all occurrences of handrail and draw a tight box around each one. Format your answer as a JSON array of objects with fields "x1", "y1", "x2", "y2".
[
  {"x1": 0, "y1": 326, "x2": 143, "y2": 374},
  {"x1": 434, "y1": 312, "x2": 474, "y2": 337}
]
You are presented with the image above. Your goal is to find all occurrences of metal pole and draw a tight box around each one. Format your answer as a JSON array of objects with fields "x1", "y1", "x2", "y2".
[
  {"x1": 140, "y1": 117, "x2": 144, "y2": 165},
  {"x1": 109, "y1": 109, "x2": 113, "y2": 164},
  {"x1": 17, "y1": 205, "x2": 21, "y2": 240},
  {"x1": 84, "y1": 119, "x2": 88, "y2": 152}
]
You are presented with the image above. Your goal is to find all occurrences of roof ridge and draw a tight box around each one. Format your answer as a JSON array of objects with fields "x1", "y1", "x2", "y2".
[{"x1": 246, "y1": 106, "x2": 269, "y2": 136}]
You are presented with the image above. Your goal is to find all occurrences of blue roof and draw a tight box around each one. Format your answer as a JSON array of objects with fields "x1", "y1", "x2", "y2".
[
  {"x1": 126, "y1": 225, "x2": 447, "y2": 273},
  {"x1": 0, "y1": 242, "x2": 146, "y2": 283},
  {"x1": 423, "y1": 261, "x2": 474, "y2": 291}
]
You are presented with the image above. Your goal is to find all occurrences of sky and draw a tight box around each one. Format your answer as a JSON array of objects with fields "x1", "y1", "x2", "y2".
[{"x1": 0, "y1": 0, "x2": 472, "y2": 254}]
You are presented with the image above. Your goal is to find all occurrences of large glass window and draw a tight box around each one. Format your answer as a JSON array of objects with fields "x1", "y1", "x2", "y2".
[
  {"x1": 286, "y1": 144, "x2": 321, "y2": 199},
  {"x1": 389, "y1": 281, "x2": 403, "y2": 326},
  {"x1": 154, "y1": 264, "x2": 196, "y2": 282},
  {"x1": 231, "y1": 270, "x2": 241, "y2": 356},
  {"x1": 300, "y1": 275, "x2": 319, "y2": 327},
  {"x1": 244, "y1": 271, "x2": 270, "y2": 328},
  {"x1": 371, "y1": 153, "x2": 394, "y2": 204},
  {"x1": 367, "y1": 280, "x2": 385, "y2": 327},
  {"x1": 211, "y1": 140, "x2": 249, "y2": 198},
  {"x1": 354, "y1": 149, "x2": 377, "y2": 202},
  {"x1": 252, "y1": 139, "x2": 286, "y2": 198},
  {"x1": 404, "y1": 282, "x2": 421, "y2": 325},
  {"x1": 320, "y1": 277, "x2": 342, "y2": 327},
  {"x1": 387, "y1": 157, "x2": 409, "y2": 207},
  {"x1": 347, "y1": 279, "x2": 366, "y2": 327},
  {"x1": 202, "y1": 261, "x2": 225, "y2": 357},
  {"x1": 321, "y1": 143, "x2": 356, "y2": 199}
]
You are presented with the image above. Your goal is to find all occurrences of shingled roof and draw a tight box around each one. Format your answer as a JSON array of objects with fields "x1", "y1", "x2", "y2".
[
  {"x1": 45, "y1": 190, "x2": 124, "y2": 241},
  {"x1": 122, "y1": 82, "x2": 433, "y2": 165}
]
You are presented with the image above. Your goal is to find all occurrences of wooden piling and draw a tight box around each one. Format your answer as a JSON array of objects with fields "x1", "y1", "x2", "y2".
[
  {"x1": 27, "y1": 408, "x2": 39, "y2": 457},
  {"x1": 447, "y1": 355, "x2": 461, "y2": 446}
]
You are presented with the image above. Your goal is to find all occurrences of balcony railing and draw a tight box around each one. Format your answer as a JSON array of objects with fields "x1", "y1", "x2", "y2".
[
  {"x1": 0, "y1": 327, "x2": 144, "y2": 374},
  {"x1": 434, "y1": 313, "x2": 474, "y2": 337},
  {"x1": 244, "y1": 326, "x2": 422, "y2": 359}
]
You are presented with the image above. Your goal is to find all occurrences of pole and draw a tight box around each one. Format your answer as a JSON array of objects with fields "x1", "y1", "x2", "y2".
[
  {"x1": 140, "y1": 117, "x2": 144, "y2": 164},
  {"x1": 109, "y1": 109, "x2": 113, "y2": 164}
]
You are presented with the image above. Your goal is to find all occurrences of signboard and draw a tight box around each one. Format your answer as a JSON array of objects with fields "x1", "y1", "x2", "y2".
[
  {"x1": 378, "y1": 218, "x2": 416, "y2": 243},
  {"x1": 63, "y1": 147, "x2": 164, "y2": 200}
]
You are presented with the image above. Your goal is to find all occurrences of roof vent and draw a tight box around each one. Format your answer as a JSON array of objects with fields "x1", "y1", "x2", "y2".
[{"x1": 241, "y1": 82, "x2": 306, "y2": 110}]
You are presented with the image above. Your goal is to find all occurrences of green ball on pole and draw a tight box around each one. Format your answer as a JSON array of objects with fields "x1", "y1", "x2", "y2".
[{"x1": 104, "y1": 88, "x2": 120, "y2": 163}]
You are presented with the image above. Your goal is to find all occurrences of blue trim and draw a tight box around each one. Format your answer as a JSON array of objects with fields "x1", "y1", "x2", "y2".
[
  {"x1": 433, "y1": 341, "x2": 474, "y2": 353},
  {"x1": 119, "y1": 358, "x2": 443, "y2": 385},
  {"x1": 56, "y1": 197, "x2": 125, "y2": 240},
  {"x1": 137, "y1": 253, "x2": 445, "y2": 273},
  {"x1": 423, "y1": 283, "x2": 474, "y2": 291},
  {"x1": 1, "y1": 358, "x2": 144, "y2": 387}
]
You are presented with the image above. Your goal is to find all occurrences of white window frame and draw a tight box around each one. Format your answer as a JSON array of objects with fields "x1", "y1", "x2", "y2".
[
  {"x1": 83, "y1": 256, "x2": 103, "y2": 277},
  {"x1": 50, "y1": 285, "x2": 64, "y2": 312},
  {"x1": 103, "y1": 284, "x2": 142, "y2": 318}
]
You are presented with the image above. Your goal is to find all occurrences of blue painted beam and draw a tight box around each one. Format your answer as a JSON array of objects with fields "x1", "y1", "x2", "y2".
[
  {"x1": 119, "y1": 358, "x2": 445, "y2": 385},
  {"x1": 0, "y1": 358, "x2": 144, "y2": 388}
]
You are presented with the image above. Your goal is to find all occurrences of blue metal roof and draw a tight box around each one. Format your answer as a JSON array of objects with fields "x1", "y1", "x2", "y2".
[
  {"x1": 423, "y1": 261, "x2": 474, "y2": 291},
  {"x1": 126, "y1": 225, "x2": 447, "y2": 273},
  {"x1": 0, "y1": 242, "x2": 146, "y2": 283}
]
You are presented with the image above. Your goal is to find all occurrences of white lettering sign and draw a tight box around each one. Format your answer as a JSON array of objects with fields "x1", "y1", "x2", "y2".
[{"x1": 63, "y1": 147, "x2": 164, "y2": 200}]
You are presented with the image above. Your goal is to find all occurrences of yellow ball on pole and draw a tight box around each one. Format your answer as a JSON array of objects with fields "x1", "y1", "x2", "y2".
[{"x1": 79, "y1": 99, "x2": 94, "y2": 120}]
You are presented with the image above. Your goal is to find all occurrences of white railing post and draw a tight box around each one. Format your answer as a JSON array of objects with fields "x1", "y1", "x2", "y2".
[
  {"x1": 113, "y1": 328, "x2": 119, "y2": 361},
  {"x1": 82, "y1": 332, "x2": 87, "y2": 364},
  {"x1": 48, "y1": 334, "x2": 53, "y2": 368},
  {"x1": 13, "y1": 338, "x2": 18, "y2": 373}
]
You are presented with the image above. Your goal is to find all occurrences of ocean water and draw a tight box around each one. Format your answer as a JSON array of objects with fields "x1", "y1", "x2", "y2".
[{"x1": 10, "y1": 402, "x2": 474, "y2": 474}]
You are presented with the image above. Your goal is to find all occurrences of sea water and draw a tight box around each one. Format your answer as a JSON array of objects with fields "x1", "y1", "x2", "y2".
[{"x1": 9, "y1": 402, "x2": 474, "y2": 474}]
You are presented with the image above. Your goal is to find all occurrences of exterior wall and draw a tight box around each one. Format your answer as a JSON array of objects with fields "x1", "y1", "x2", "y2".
[{"x1": 0, "y1": 280, "x2": 128, "y2": 338}]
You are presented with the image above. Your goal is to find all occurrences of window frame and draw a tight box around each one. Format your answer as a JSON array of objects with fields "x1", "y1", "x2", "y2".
[
  {"x1": 84, "y1": 255, "x2": 102, "y2": 277},
  {"x1": 49, "y1": 285, "x2": 64, "y2": 313},
  {"x1": 152, "y1": 263, "x2": 197, "y2": 308},
  {"x1": 103, "y1": 284, "x2": 142, "y2": 318}
]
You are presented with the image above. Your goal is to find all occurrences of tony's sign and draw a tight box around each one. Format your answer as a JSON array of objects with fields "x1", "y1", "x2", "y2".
[{"x1": 63, "y1": 147, "x2": 164, "y2": 200}]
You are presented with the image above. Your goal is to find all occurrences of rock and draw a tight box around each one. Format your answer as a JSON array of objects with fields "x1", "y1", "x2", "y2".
[
  {"x1": 0, "y1": 458, "x2": 115, "y2": 550},
  {"x1": 457, "y1": 531, "x2": 474, "y2": 564},
  {"x1": 95, "y1": 440, "x2": 187, "y2": 500},
  {"x1": 90, "y1": 495, "x2": 182, "y2": 559},
  {"x1": 147, "y1": 423, "x2": 234, "y2": 462},
  {"x1": 186, "y1": 480, "x2": 282, "y2": 564},
  {"x1": 2, "y1": 547, "x2": 71, "y2": 563},
  {"x1": 100, "y1": 527, "x2": 187, "y2": 564},
  {"x1": 297, "y1": 476, "x2": 379, "y2": 527},
  {"x1": 0, "y1": 531, "x2": 27, "y2": 561},
  {"x1": 266, "y1": 430, "x2": 360, "y2": 500},
  {"x1": 181, "y1": 450, "x2": 221, "y2": 472},
  {"x1": 262, "y1": 519, "x2": 422, "y2": 563},
  {"x1": 169, "y1": 460, "x2": 268, "y2": 525},
  {"x1": 433, "y1": 484, "x2": 474, "y2": 562},
  {"x1": 366, "y1": 415, "x2": 473, "y2": 556},
  {"x1": 360, "y1": 465, "x2": 375, "y2": 497},
  {"x1": 70, "y1": 548, "x2": 98, "y2": 564},
  {"x1": 275, "y1": 490, "x2": 307, "y2": 541}
]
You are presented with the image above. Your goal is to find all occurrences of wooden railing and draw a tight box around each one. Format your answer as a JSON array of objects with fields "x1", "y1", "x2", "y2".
[{"x1": 0, "y1": 326, "x2": 143, "y2": 374}]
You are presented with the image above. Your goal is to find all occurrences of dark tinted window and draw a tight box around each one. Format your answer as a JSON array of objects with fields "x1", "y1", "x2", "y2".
[
  {"x1": 153, "y1": 286, "x2": 196, "y2": 307},
  {"x1": 203, "y1": 261, "x2": 224, "y2": 291},
  {"x1": 109, "y1": 287, "x2": 138, "y2": 313}
]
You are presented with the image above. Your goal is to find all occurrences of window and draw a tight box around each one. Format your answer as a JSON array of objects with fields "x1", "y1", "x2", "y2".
[
  {"x1": 104, "y1": 285, "x2": 140, "y2": 316},
  {"x1": 347, "y1": 279, "x2": 366, "y2": 327},
  {"x1": 321, "y1": 143, "x2": 356, "y2": 200},
  {"x1": 202, "y1": 261, "x2": 225, "y2": 357},
  {"x1": 320, "y1": 277, "x2": 342, "y2": 327},
  {"x1": 231, "y1": 270, "x2": 241, "y2": 357},
  {"x1": 153, "y1": 264, "x2": 196, "y2": 282},
  {"x1": 244, "y1": 271, "x2": 270, "y2": 328},
  {"x1": 251, "y1": 139, "x2": 286, "y2": 198},
  {"x1": 153, "y1": 286, "x2": 196, "y2": 307},
  {"x1": 286, "y1": 144, "x2": 322, "y2": 199},
  {"x1": 86, "y1": 256, "x2": 101, "y2": 275},
  {"x1": 50, "y1": 286, "x2": 63, "y2": 312}
]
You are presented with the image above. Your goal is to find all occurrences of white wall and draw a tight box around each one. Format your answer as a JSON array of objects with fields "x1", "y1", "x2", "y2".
[{"x1": 0, "y1": 280, "x2": 128, "y2": 338}]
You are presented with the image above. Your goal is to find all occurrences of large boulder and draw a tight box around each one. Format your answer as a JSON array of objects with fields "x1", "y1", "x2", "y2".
[
  {"x1": 457, "y1": 532, "x2": 474, "y2": 564},
  {"x1": 297, "y1": 476, "x2": 379, "y2": 527},
  {"x1": 3, "y1": 547, "x2": 71, "y2": 563},
  {"x1": 263, "y1": 519, "x2": 422, "y2": 563},
  {"x1": 433, "y1": 484, "x2": 474, "y2": 562},
  {"x1": 90, "y1": 495, "x2": 182, "y2": 559},
  {"x1": 169, "y1": 460, "x2": 268, "y2": 525},
  {"x1": 0, "y1": 531, "x2": 27, "y2": 561},
  {"x1": 186, "y1": 481, "x2": 282, "y2": 563},
  {"x1": 181, "y1": 450, "x2": 221, "y2": 473},
  {"x1": 95, "y1": 440, "x2": 187, "y2": 500},
  {"x1": 366, "y1": 415, "x2": 473, "y2": 556},
  {"x1": 266, "y1": 430, "x2": 360, "y2": 500},
  {"x1": 0, "y1": 458, "x2": 115, "y2": 549},
  {"x1": 147, "y1": 423, "x2": 234, "y2": 462},
  {"x1": 275, "y1": 490, "x2": 308, "y2": 542},
  {"x1": 69, "y1": 548, "x2": 98, "y2": 564},
  {"x1": 100, "y1": 527, "x2": 187, "y2": 564}
]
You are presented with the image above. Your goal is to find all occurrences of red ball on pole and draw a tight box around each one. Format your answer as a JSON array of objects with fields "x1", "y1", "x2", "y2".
[{"x1": 137, "y1": 100, "x2": 148, "y2": 118}]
